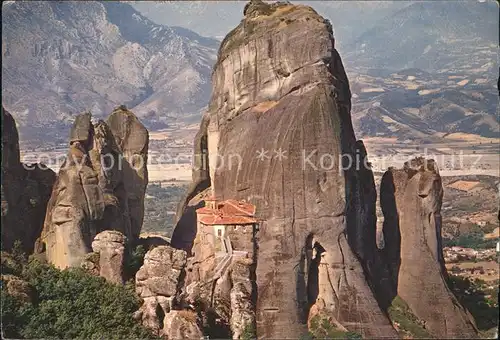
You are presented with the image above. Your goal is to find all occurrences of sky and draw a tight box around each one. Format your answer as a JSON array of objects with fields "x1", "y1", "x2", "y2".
[{"x1": 129, "y1": 1, "x2": 410, "y2": 47}]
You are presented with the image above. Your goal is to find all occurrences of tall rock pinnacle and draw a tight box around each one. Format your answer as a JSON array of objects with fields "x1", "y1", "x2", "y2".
[
  {"x1": 174, "y1": 2, "x2": 396, "y2": 337},
  {"x1": 380, "y1": 158, "x2": 478, "y2": 338},
  {"x1": 39, "y1": 107, "x2": 149, "y2": 269},
  {"x1": 1, "y1": 107, "x2": 56, "y2": 253}
]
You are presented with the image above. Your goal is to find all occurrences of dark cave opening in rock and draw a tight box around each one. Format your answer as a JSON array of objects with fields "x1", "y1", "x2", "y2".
[
  {"x1": 298, "y1": 233, "x2": 327, "y2": 322},
  {"x1": 307, "y1": 241, "x2": 325, "y2": 314},
  {"x1": 379, "y1": 170, "x2": 401, "y2": 303},
  {"x1": 204, "y1": 307, "x2": 232, "y2": 339},
  {"x1": 296, "y1": 234, "x2": 314, "y2": 323},
  {"x1": 155, "y1": 302, "x2": 165, "y2": 335}
]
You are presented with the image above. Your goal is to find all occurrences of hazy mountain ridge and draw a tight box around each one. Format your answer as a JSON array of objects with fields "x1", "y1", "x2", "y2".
[
  {"x1": 1, "y1": 1, "x2": 218, "y2": 134},
  {"x1": 2, "y1": 0, "x2": 498, "y2": 142},
  {"x1": 343, "y1": 0, "x2": 499, "y2": 140},
  {"x1": 344, "y1": 0, "x2": 498, "y2": 72},
  {"x1": 130, "y1": 0, "x2": 409, "y2": 48},
  {"x1": 350, "y1": 68, "x2": 499, "y2": 140}
]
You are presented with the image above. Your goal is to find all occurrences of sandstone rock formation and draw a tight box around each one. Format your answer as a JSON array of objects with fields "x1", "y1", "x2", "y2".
[
  {"x1": 135, "y1": 245, "x2": 187, "y2": 335},
  {"x1": 1, "y1": 107, "x2": 56, "y2": 253},
  {"x1": 40, "y1": 113, "x2": 105, "y2": 268},
  {"x1": 380, "y1": 158, "x2": 478, "y2": 338},
  {"x1": 81, "y1": 251, "x2": 100, "y2": 277},
  {"x1": 229, "y1": 259, "x2": 256, "y2": 340},
  {"x1": 39, "y1": 106, "x2": 148, "y2": 269},
  {"x1": 107, "y1": 106, "x2": 149, "y2": 240},
  {"x1": 174, "y1": 1, "x2": 396, "y2": 337},
  {"x1": 172, "y1": 114, "x2": 211, "y2": 252},
  {"x1": 162, "y1": 310, "x2": 203, "y2": 340},
  {"x1": 91, "y1": 230, "x2": 126, "y2": 284}
]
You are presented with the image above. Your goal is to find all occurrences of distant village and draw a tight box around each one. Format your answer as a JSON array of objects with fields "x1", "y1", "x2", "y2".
[
  {"x1": 444, "y1": 246, "x2": 498, "y2": 264},
  {"x1": 444, "y1": 246, "x2": 499, "y2": 289}
]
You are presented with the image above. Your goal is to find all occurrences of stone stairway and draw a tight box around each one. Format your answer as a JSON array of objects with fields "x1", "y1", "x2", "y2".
[{"x1": 212, "y1": 236, "x2": 233, "y2": 281}]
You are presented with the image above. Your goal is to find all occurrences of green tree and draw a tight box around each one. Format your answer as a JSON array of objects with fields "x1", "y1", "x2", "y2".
[
  {"x1": 2, "y1": 259, "x2": 155, "y2": 339},
  {"x1": 443, "y1": 232, "x2": 496, "y2": 249},
  {"x1": 447, "y1": 275, "x2": 499, "y2": 332},
  {"x1": 387, "y1": 296, "x2": 431, "y2": 338},
  {"x1": 241, "y1": 323, "x2": 257, "y2": 340},
  {"x1": 308, "y1": 315, "x2": 362, "y2": 339},
  {"x1": 0, "y1": 288, "x2": 32, "y2": 338},
  {"x1": 124, "y1": 244, "x2": 147, "y2": 281}
]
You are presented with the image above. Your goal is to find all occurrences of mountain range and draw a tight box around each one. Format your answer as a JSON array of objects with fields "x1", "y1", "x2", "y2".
[
  {"x1": 129, "y1": 0, "x2": 410, "y2": 48},
  {"x1": 2, "y1": 0, "x2": 498, "y2": 141},
  {"x1": 344, "y1": 0, "x2": 499, "y2": 72},
  {"x1": 345, "y1": 1, "x2": 499, "y2": 140},
  {"x1": 351, "y1": 77, "x2": 500, "y2": 140},
  {"x1": 2, "y1": 0, "x2": 217, "y2": 137}
]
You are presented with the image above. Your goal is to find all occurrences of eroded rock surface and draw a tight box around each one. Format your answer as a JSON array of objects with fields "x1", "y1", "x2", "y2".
[
  {"x1": 39, "y1": 106, "x2": 148, "y2": 269},
  {"x1": 162, "y1": 310, "x2": 203, "y2": 340},
  {"x1": 380, "y1": 158, "x2": 478, "y2": 338},
  {"x1": 41, "y1": 113, "x2": 105, "y2": 268},
  {"x1": 174, "y1": 1, "x2": 396, "y2": 337},
  {"x1": 172, "y1": 116, "x2": 211, "y2": 252},
  {"x1": 230, "y1": 259, "x2": 256, "y2": 340},
  {"x1": 107, "y1": 105, "x2": 149, "y2": 240},
  {"x1": 81, "y1": 251, "x2": 100, "y2": 276},
  {"x1": 1, "y1": 107, "x2": 56, "y2": 253},
  {"x1": 135, "y1": 245, "x2": 187, "y2": 335},
  {"x1": 91, "y1": 230, "x2": 126, "y2": 284}
]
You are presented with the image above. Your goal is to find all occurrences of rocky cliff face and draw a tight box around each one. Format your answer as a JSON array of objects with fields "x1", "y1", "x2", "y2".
[
  {"x1": 134, "y1": 245, "x2": 189, "y2": 336},
  {"x1": 174, "y1": 1, "x2": 482, "y2": 338},
  {"x1": 174, "y1": 1, "x2": 396, "y2": 337},
  {"x1": 162, "y1": 310, "x2": 203, "y2": 340},
  {"x1": 107, "y1": 108, "x2": 149, "y2": 240},
  {"x1": 91, "y1": 230, "x2": 127, "y2": 284},
  {"x1": 380, "y1": 158, "x2": 478, "y2": 338},
  {"x1": 229, "y1": 259, "x2": 256, "y2": 339},
  {"x1": 38, "y1": 106, "x2": 148, "y2": 269},
  {"x1": 1, "y1": 107, "x2": 56, "y2": 253}
]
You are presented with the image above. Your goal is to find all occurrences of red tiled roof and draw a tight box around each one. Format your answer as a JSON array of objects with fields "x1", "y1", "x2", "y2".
[
  {"x1": 196, "y1": 199, "x2": 258, "y2": 226},
  {"x1": 196, "y1": 206, "x2": 215, "y2": 214},
  {"x1": 198, "y1": 214, "x2": 257, "y2": 225}
]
